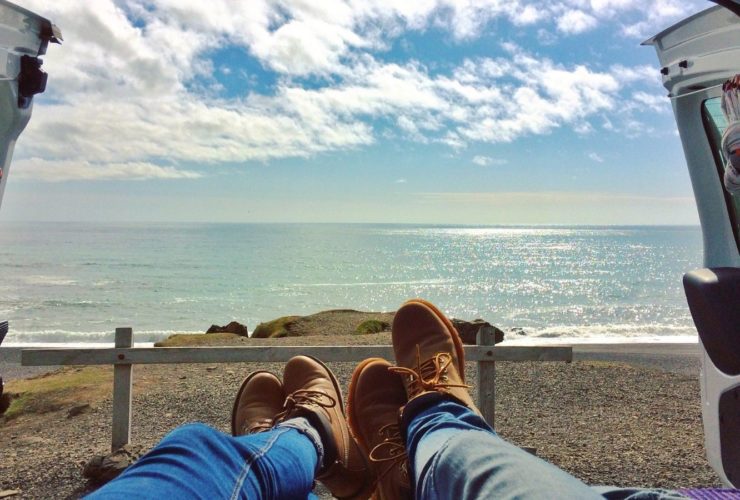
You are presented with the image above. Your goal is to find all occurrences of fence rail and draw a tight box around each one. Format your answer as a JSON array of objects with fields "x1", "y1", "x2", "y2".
[{"x1": 21, "y1": 327, "x2": 573, "y2": 451}]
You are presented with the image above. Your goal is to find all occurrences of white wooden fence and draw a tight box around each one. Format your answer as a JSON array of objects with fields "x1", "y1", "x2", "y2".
[{"x1": 21, "y1": 327, "x2": 572, "y2": 451}]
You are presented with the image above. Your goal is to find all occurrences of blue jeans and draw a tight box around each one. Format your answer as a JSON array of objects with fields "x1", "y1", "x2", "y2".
[
  {"x1": 403, "y1": 394, "x2": 687, "y2": 500},
  {"x1": 86, "y1": 422, "x2": 320, "y2": 499},
  {"x1": 89, "y1": 399, "x2": 688, "y2": 499}
]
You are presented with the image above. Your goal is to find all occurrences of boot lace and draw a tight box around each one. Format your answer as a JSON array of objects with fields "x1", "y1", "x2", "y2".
[
  {"x1": 274, "y1": 389, "x2": 337, "y2": 423},
  {"x1": 369, "y1": 423, "x2": 409, "y2": 482},
  {"x1": 388, "y1": 346, "x2": 470, "y2": 398},
  {"x1": 241, "y1": 418, "x2": 275, "y2": 435}
]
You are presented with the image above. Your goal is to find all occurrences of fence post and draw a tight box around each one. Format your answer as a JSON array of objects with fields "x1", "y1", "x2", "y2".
[
  {"x1": 112, "y1": 327, "x2": 133, "y2": 451},
  {"x1": 476, "y1": 326, "x2": 496, "y2": 428}
]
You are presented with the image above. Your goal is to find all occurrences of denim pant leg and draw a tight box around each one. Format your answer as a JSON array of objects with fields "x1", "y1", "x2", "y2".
[
  {"x1": 86, "y1": 422, "x2": 318, "y2": 499},
  {"x1": 404, "y1": 395, "x2": 603, "y2": 500}
]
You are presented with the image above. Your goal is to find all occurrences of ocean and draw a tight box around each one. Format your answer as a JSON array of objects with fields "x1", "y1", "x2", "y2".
[{"x1": 0, "y1": 222, "x2": 703, "y2": 345}]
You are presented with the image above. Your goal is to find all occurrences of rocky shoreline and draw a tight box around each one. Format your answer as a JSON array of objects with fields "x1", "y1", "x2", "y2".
[{"x1": 158, "y1": 309, "x2": 503, "y2": 346}]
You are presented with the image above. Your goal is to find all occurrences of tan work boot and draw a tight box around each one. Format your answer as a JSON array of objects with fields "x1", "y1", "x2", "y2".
[
  {"x1": 348, "y1": 358, "x2": 412, "y2": 500},
  {"x1": 280, "y1": 355, "x2": 374, "y2": 500},
  {"x1": 231, "y1": 371, "x2": 285, "y2": 436},
  {"x1": 390, "y1": 299, "x2": 479, "y2": 413}
]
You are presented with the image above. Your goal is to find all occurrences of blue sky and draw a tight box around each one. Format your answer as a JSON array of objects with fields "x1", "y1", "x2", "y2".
[{"x1": 2, "y1": 0, "x2": 712, "y2": 224}]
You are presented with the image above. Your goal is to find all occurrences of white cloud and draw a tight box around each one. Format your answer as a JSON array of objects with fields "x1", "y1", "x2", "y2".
[
  {"x1": 619, "y1": 0, "x2": 699, "y2": 38},
  {"x1": 556, "y1": 10, "x2": 598, "y2": 34},
  {"x1": 28, "y1": 0, "x2": 706, "y2": 81},
  {"x1": 419, "y1": 191, "x2": 694, "y2": 205},
  {"x1": 473, "y1": 155, "x2": 508, "y2": 166},
  {"x1": 537, "y1": 29, "x2": 558, "y2": 46},
  {"x1": 13, "y1": 0, "x2": 701, "y2": 181},
  {"x1": 622, "y1": 118, "x2": 655, "y2": 138},
  {"x1": 451, "y1": 47, "x2": 620, "y2": 145},
  {"x1": 631, "y1": 91, "x2": 669, "y2": 112},
  {"x1": 21, "y1": 32, "x2": 633, "y2": 175},
  {"x1": 560, "y1": 0, "x2": 705, "y2": 39},
  {"x1": 395, "y1": 178, "x2": 407, "y2": 183},
  {"x1": 588, "y1": 152, "x2": 605, "y2": 163},
  {"x1": 12, "y1": 159, "x2": 202, "y2": 182},
  {"x1": 574, "y1": 122, "x2": 594, "y2": 135},
  {"x1": 611, "y1": 64, "x2": 661, "y2": 85}
]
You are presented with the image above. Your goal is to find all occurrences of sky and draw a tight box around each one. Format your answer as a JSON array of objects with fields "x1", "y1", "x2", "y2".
[{"x1": 1, "y1": 0, "x2": 714, "y2": 224}]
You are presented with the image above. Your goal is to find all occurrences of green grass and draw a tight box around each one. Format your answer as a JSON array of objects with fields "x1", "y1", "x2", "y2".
[
  {"x1": 154, "y1": 333, "x2": 246, "y2": 347},
  {"x1": 2, "y1": 367, "x2": 112, "y2": 421},
  {"x1": 355, "y1": 319, "x2": 389, "y2": 335},
  {"x1": 251, "y1": 316, "x2": 301, "y2": 338}
]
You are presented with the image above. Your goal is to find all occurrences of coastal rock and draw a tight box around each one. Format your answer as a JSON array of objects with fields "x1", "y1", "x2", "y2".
[
  {"x1": 355, "y1": 319, "x2": 390, "y2": 335},
  {"x1": 251, "y1": 316, "x2": 300, "y2": 339},
  {"x1": 0, "y1": 392, "x2": 10, "y2": 416},
  {"x1": 83, "y1": 445, "x2": 146, "y2": 485},
  {"x1": 252, "y1": 310, "x2": 395, "y2": 338},
  {"x1": 451, "y1": 319, "x2": 504, "y2": 345},
  {"x1": 66, "y1": 404, "x2": 92, "y2": 419},
  {"x1": 205, "y1": 321, "x2": 249, "y2": 337}
]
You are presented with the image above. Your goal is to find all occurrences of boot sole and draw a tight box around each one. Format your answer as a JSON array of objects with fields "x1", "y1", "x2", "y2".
[
  {"x1": 401, "y1": 298, "x2": 466, "y2": 382},
  {"x1": 230, "y1": 370, "x2": 280, "y2": 436}
]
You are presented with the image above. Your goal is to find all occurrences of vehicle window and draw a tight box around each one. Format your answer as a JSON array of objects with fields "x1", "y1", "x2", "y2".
[{"x1": 702, "y1": 97, "x2": 740, "y2": 252}]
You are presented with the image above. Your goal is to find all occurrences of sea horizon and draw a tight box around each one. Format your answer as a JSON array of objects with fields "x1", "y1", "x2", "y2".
[{"x1": 1, "y1": 220, "x2": 703, "y2": 228}]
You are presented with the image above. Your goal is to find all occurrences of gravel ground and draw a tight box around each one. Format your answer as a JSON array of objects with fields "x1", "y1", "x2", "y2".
[{"x1": 0, "y1": 335, "x2": 721, "y2": 498}]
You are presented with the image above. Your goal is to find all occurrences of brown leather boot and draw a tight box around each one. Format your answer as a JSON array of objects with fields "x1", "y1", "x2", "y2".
[
  {"x1": 231, "y1": 371, "x2": 285, "y2": 436},
  {"x1": 348, "y1": 358, "x2": 412, "y2": 500},
  {"x1": 280, "y1": 355, "x2": 374, "y2": 500},
  {"x1": 390, "y1": 299, "x2": 480, "y2": 413}
]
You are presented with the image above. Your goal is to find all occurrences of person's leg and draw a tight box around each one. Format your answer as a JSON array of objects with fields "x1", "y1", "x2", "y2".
[
  {"x1": 593, "y1": 486, "x2": 688, "y2": 499},
  {"x1": 402, "y1": 394, "x2": 603, "y2": 500},
  {"x1": 390, "y1": 299, "x2": 602, "y2": 500},
  {"x1": 389, "y1": 299, "x2": 691, "y2": 500},
  {"x1": 86, "y1": 420, "x2": 320, "y2": 499},
  {"x1": 90, "y1": 360, "x2": 373, "y2": 500}
]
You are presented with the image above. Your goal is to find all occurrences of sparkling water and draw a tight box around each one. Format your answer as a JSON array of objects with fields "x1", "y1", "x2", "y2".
[{"x1": 0, "y1": 222, "x2": 702, "y2": 345}]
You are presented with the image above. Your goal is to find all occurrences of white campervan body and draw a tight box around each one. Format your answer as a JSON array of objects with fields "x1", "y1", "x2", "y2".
[
  {"x1": 646, "y1": 2, "x2": 740, "y2": 487},
  {"x1": 0, "y1": 0, "x2": 59, "y2": 401},
  {"x1": 0, "y1": 0, "x2": 60, "y2": 210}
]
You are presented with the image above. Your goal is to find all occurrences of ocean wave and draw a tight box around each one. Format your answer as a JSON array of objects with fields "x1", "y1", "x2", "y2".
[
  {"x1": 5, "y1": 329, "x2": 179, "y2": 344},
  {"x1": 506, "y1": 323, "x2": 696, "y2": 339},
  {"x1": 170, "y1": 297, "x2": 200, "y2": 304},
  {"x1": 502, "y1": 335, "x2": 698, "y2": 346},
  {"x1": 91, "y1": 280, "x2": 119, "y2": 287},
  {"x1": 3, "y1": 322, "x2": 698, "y2": 346},
  {"x1": 23, "y1": 275, "x2": 77, "y2": 286},
  {"x1": 289, "y1": 279, "x2": 455, "y2": 288},
  {"x1": 39, "y1": 300, "x2": 105, "y2": 308}
]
